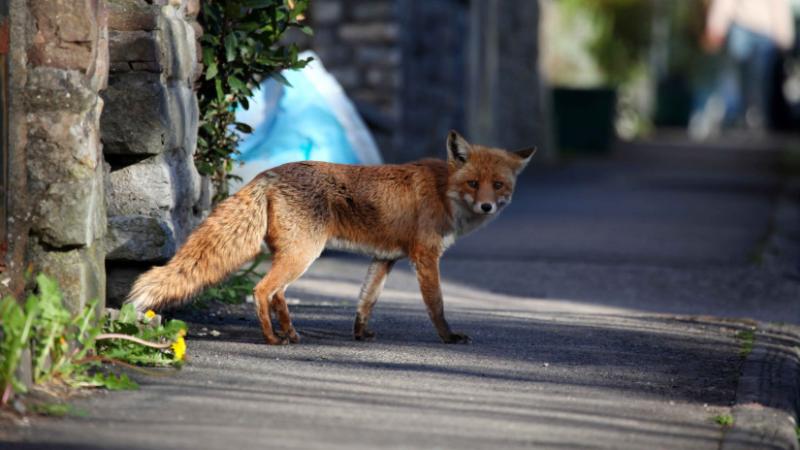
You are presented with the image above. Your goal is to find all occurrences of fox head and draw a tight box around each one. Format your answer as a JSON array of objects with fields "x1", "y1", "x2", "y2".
[{"x1": 446, "y1": 130, "x2": 535, "y2": 216}]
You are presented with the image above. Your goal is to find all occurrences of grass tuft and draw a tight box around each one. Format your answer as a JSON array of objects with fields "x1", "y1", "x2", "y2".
[
  {"x1": 714, "y1": 414, "x2": 734, "y2": 427},
  {"x1": 735, "y1": 329, "x2": 755, "y2": 358}
]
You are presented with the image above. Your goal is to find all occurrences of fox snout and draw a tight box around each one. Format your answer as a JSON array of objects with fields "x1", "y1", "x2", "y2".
[
  {"x1": 464, "y1": 187, "x2": 507, "y2": 215},
  {"x1": 472, "y1": 196, "x2": 509, "y2": 215}
]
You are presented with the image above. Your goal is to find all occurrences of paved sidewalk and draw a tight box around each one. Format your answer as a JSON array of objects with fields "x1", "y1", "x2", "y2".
[{"x1": 2, "y1": 140, "x2": 799, "y2": 449}]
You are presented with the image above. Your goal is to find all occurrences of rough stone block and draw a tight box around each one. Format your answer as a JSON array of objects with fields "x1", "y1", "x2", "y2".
[
  {"x1": 130, "y1": 61, "x2": 161, "y2": 72},
  {"x1": 107, "y1": 0, "x2": 158, "y2": 31},
  {"x1": 109, "y1": 30, "x2": 160, "y2": 65},
  {"x1": 110, "y1": 62, "x2": 132, "y2": 73},
  {"x1": 29, "y1": 239, "x2": 105, "y2": 315},
  {"x1": 106, "y1": 216, "x2": 177, "y2": 261},
  {"x1": 91, "y1": 18, "x2": 110, "y2": 92},
  {"x1": 25, "y1": 67, "x2": 97, "y2": 113},
  {"x1": 28, "y1": 0, "x2": 100, "y2": 71},
  {"x1": 107, "y1": 156, "x2": 174, "y2": 217},
  {"x1": 159, "y1": 6, "x2": 197, "y2": 82},
  {"x1": 101, "y1": 72, "x2": 168, "y2": 155},
  {"x1": 32, "y1": 175, "x2": 106, "y2": 248},
  {"x1": 27, "y1": 98, "x2": 106, "y2": 248},
  {"x1": 165, "y1": 147, "x2": 203, "y2": 243},
  {"x1": 27, "y1": 110, "x2": 100, "y2": 182},
  {"x1": 165, "y1": 83, "x2": 199, "y2": 153}
]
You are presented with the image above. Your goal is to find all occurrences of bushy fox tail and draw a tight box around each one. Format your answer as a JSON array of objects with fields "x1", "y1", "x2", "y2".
[{"x1": 126, "y1": 175, "x2": 272, "y2": 312}]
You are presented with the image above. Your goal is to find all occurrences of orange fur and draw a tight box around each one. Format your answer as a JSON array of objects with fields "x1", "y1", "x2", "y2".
[{"x1": 126, "y1": 131, "x2": 534, "y2": 344}]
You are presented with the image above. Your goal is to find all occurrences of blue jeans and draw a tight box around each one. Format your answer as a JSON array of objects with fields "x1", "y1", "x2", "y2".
[{"x1": 723, "y1": 24, "x2": 778, "y2": 127}]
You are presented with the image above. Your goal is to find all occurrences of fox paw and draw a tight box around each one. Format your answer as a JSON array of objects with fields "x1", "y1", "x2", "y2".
[
  {"x1": 353, "y1": 314, "x2": 376, "y2": 341},
  {"x1": 354, "y1": 328, "x2": 376, "y2": 341},
  {"x1": 263, "y1": 334, "x2": 290, "y2": 345},
  {"x1": 442, "y1": 332, "x2": 471, "y2": 344}
]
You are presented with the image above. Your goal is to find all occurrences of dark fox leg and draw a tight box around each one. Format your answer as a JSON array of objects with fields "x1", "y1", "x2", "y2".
[
  {"x1": 271, "y1": 288, "x2": 300, "y2": 343},
  {"x1": 410, "y1": 251, "x2": 469, "y2": 344},
  {"x1": 353, "y1": 259, "x2": 395, "y2": 340}
]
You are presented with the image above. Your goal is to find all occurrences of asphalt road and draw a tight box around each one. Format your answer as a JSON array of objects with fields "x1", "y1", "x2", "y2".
[{"x1": 3, "y1": 148, "x2": 799, "y2": 449}]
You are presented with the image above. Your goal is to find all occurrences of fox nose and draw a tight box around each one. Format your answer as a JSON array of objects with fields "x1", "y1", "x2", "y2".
[{"x1": 481, "y1": 203, "x2": 493, "y2": 213}]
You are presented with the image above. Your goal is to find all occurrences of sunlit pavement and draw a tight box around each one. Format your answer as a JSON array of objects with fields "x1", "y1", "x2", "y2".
[{"x1": 3, "y1": 139, "x2": 799, "y2": 449}]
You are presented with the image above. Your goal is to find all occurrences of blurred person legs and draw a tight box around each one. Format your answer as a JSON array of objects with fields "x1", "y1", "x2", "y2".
[{"x1": 728, "y1": 24, "x2": 779, "y2": 131}]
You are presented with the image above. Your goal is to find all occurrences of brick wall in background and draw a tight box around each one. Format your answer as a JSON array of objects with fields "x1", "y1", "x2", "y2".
[
  {"x1": 310, "y1": 0, "x2": 402, "y2": 161},
  {"x1": 309, "y1": 0, "x2": 546, "y2": 162},
  {"x1": 398, "y1": 0, "x2": 468, "y2": 160}
]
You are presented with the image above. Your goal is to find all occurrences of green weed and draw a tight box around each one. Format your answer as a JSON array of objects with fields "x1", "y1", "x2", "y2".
[
  {"x1": 30, "y1": 402, "x2": 86, "y2": 417},
  {"x1": 714, "y1": 414, "x2": 734, "y2": 427},
  {"x1": 0, "y1": 274, "x2": 187, "y2": 409},
  {"x1": 735, "y1": 329, "x2": 755, "y2": 358},
  {"x1": 197, "y1": 253, "x2": 269, "y2": 306}
]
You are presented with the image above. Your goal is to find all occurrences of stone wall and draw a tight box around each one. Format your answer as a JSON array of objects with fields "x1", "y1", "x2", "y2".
[
  {"x1": 398, "y1": 0, "x2": 468, "y2": 160},
  {"x1": 103, "y1": 0, "x2": 207, "y2": 306},
  {"x1": 467, "y1": 0, "x2": 548, "y2": 154},
  {"x1": 7, "y1": 0, "x2": 109, "y2": 313},
  {"x1": 309, "y1": 0, "x2": 547, "y2": 162},
  {"x1": 310, "y1": 0, "x2": 401, "y2": 160}
]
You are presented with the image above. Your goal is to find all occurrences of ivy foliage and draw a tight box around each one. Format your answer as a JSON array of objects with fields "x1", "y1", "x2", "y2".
[{"x1": 197, "y1": 0, "x2": 312, "y2": 201}]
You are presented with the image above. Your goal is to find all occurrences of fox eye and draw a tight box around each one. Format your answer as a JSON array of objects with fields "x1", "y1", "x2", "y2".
[
  {"x1": 493, "y1": 181, "x2": 504, "y2": 190},
  {"x1": 466, "y1": 180, "x2": 479, "y2": 189}
]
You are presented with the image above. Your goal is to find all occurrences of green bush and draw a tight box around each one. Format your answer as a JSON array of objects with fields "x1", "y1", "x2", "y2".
[
  {"x1": 563, "y1": 0, "x2": 653, "y2": 86},
  {"x1": 196, "y1": 0, "x2": 312, "y2": 201}
]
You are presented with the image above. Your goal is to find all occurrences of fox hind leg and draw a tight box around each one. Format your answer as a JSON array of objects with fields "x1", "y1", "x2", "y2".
[
  {"x1": 254, "y1": 246, "x2": 322, "y2": 345},
  {"x1": 271, "y1": 288, "x2": 300, "y2": 343},
  {"x1": 354, "y1": 259, "x2": 395, "y2": 340}
]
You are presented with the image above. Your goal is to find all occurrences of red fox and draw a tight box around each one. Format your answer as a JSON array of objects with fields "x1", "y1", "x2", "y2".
[{"x1": 127, "y1": 131, "x2": 534, "y2": 344}]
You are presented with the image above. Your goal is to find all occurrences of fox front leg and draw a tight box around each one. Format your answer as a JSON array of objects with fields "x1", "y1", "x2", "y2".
[
  {"x1": 354, "y1": 259, "x2": 395, "y2": 340},
  {"x1": 411, "y1": 252, "x2": 470, "y2": 344}
]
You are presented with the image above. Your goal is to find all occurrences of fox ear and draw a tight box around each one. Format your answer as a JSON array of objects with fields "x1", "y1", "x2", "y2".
[
  {"x1": 447, "y1": 130, "x2": 471, "y2": 164},
  {"x1": 512, "y1": 146, "x2": 536, "y2": 173}
]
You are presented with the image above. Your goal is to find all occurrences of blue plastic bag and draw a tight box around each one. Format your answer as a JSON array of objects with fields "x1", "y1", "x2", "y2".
[{"x1": 230, "y1": 51, "x2": 382, "y2": 192}]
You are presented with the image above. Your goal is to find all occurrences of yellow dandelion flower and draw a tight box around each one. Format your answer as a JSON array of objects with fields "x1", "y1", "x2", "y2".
[
  {"x1": 144, "y1": 310, "x2": 156, "y2": 320},
  {"x1": 171, "y1": 336, "x2": 186, "y2": 361},
  {"x1": 178, "y1": 328, "x2": 187, "y2": 337}
]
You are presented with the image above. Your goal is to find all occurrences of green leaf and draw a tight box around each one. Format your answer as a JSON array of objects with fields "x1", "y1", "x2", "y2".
[
  {"x1": 234, "y1": 122, "x2": 254, "y2": 133},
  {"x1": 224, "y1": 33, "x2": 239, "y2": 62},
  {"x1": 215, "y1": 78, "x2": 224, "y2": 101},
  {"x1": 91, "y1": 372, "x2": 139, "y2": 391},
  {"x1": 118, "y1": 303, "x2": 138, "y2": 324},
  {"x1": 269, "y1": 72, "x2": 292, "y2": 87},
  {"x1": 205, "y1": 62, "x2": 219, "y2": 80},
  {"x1": 227, "y1": 75, "x2": 246, "y2": 91}
]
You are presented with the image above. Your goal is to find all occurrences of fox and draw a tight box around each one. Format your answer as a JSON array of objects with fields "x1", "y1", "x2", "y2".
[{"x1": 127, "y1": 130, "x2": 535, "y2": 344}]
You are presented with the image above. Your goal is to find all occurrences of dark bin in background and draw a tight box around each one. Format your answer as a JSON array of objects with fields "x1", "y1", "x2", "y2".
[{"x1": 552, "y1": 87, "x2": 617, "y2": 154}]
